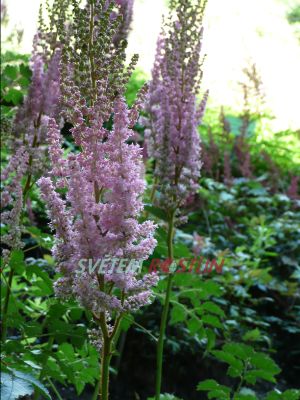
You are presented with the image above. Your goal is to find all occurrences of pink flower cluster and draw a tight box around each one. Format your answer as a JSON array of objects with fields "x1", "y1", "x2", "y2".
[
  {"x1": 1, "y1": 147, "x2": 29, "y2": 260},
  {"x1": 38, "y1": 94, "x2": 157, "y2": 315},
  {"x1": 145, "y1": 0, "x2": 208, "y2": 212},
  {"x1": 12, "y1": 33, "x2": 61, "y2": 178},
  {"x1": 14, "y1": 35, "x2": 61, "y2": 140}
]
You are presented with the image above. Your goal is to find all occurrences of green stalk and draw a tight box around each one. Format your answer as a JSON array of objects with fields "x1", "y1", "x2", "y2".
[
  {"x1": 1, "y1": 268, "x2": 14, "y2": 341},
  {"x1": 155, "y1": 212, "x2": 175, "y2": 400},
  {"x1": 98, "y1": 315, "x2": 123, "y2": 400},
  {"x1": 46, "y1": 377, "x2": 64, "y2": 400},
  {"x1": 99, "y1": 337, "x2": 112, "y2": 400}
]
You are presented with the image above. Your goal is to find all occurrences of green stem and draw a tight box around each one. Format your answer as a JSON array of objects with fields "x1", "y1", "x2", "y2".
[
  {"x1": 233, "y1": 362, "x2": 248, "y2": 398},
  {"x1": 88, "y1": 0, "x2": 96, "y2": 105},
  {"x1": 1, "y1": 267, "x2": 14, "y2": 341},
  {"x1": 99, "y1": 336, "x2": 112, "y2": 400},
  {"x1": 155, "y1": 212, "x2": 175, "y2": 400},
  {"x1": 46, "y1": 377, "x2": 64, "y2": 400}
]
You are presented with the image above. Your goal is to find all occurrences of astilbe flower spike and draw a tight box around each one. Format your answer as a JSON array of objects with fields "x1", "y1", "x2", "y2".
[
  {"x1": 0, "y1": 3, "x2": 65, "y2": 342},
  {"x1": 145, "y1": 0, "x2": 208, "y2": 216},
  {"x1": 13, "y1": 0, "x2": 66, "y2": 153},
  {"x1": 1, "y1": 147, "x2": 29, "y2": 261},
  {"x1": 1, "y1": 32, "x2": 61, "y2": 268},
  {"x1": 38, "y1": 2, "x2": 157, "y2": 398},
  {"x1": 144, "y1": 1, "x2": 208, "y2": 399},
  {"x1": 39, "y1": 97, "x2": 157, "y2": 310},
  {"x1": 38, "y1": 99, "x2": 157, "y2": 398}
]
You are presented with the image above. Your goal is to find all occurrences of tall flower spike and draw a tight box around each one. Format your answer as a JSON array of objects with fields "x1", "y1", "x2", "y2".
[
  {"x1": 60, "y1": 0, "x2": 138, "y2": 109},
  {"x1": 12, "y1": 31, "x2": 61, "y2": 180},
  {"x1": 39, "y1": 97, "x2": 157, "y2": 313},
  {"x1": 145, "y1": 3, "x2": 208, "y2": 398},
  {"x1": 1, "y1": 1, "x2": 64, "y2": 270},
  {"x1": 1, "y1": 147, "x2": 29, "y2": 262},
  {"x1": 145, "y1": 0, "x2": 208, "y2": 215},
  {"x1": 38, "y1": 4, "x2": 157, "y2": 371},
  {"x1": 38, "y1": 5, "x2": 157, "y2": 397}
]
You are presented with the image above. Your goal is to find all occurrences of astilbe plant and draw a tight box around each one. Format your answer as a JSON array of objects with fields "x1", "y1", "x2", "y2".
[
  {"x1": 145, "y1": 1, "x2": 208, "y2": 216},
  {"x1": 0, "y1": 2, "x2": 65, "y2": 343},
  {"x1": 0, "y1": 148, "x2": 29, "y2": 341},
  {"x1": 144, "y1": 0, "x2": 208, "y2": 398},
  {"x1": 37, "y1": 1, "x2": 157, "y2": 398},
  {"x1": 12, "y1": 1, "x2": 65, "y2": 178},
  {"x1": 1, "y1": 4, "x2": 63, "y2": 243}
]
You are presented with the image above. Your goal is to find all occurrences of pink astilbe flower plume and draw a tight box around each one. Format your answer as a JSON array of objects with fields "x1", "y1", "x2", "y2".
[
  {"x1": 38, "y1": 98, "x2": 157, "y2": 334},
  {"x1": 145, "y1": 0, "x2": 208, "y2": 216},
  {"x1": 38, "y1": 2, "x2": 157, "y2": 361},
  {"x1": 1, "y1": 147, "x2": 29, "y2": 263},
  {"x1": 1, "y1": 30, "x2": 62, "y2": 261},
  {"x1": 10, "y1": 0, "x2": 71, "y2": 177}
]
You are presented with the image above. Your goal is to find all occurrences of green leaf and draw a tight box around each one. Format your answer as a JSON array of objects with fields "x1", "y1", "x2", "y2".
[
  {"x1": 24, "y1": 321, "x2": 43, "y2": 337},
  {"x1": 233, "y1": 394, "x2": 257, "y2": 400},
  {"x1": 197, "y1": 379, "x2": 220, "y2": 391},
  {"x1": 1, "y1": 371, "x2": 34, "y2": 400},
  {"x1": 26, "y1": 227, "x2": 54, "y2": 250},
  {"x1": 197, "y1": 379, "x2": 231, "y2": 399},
  {"x1": 187, "y1": 317, "x2": 202, "y2": 334},
  {"x1": 208, "y1": 389, "x2": 231, "y2": 399},
  {"x1": 249, "y1": 353, "x2": 281, "y2": 375},
  {"x1": 211, "y1": 350, "x2": 243, "y2": 373},
  {"x1": 206, "y1": 328, "x2": 216, "y2": 350},
  {"x1": 48, "y1": 303, "x2": 67, "y2": 319},
  {"x1": 3, "y1": 65, "x2": 18, "y2": 80},
  {"x1": 26, "y1": 264, "x2": 53, "y2": 291},
  {"x1": 242, "y1": 329, "x2": 261, "y2": 342},
  {"x1": 58, "y1": 343, "x2": 76, "y2": 363},
  {"x1": 283, "y1": 389, "x2": 300, "y2": 400},
  {"x1": 9, "y1": 250, "x2": 25, "y2": 274},
  {"x1": 202, "y1": 314, "x2": 222, "y2": 328},
  {"x1": 220, "y1": 191, "x2": 235, "y2": 202},
  {"x1": 222, "y1": 343, "x2": 254, "y2": 361},
  {"x1": 266, "y1": 391, "x2": 281, "y2": 400},
  {"x1": 170, "y1": 304, "x2": 186, "y2": 324},
  {"x1": 144, "y1": 205, "x2": 168, "y2": 221},
  {"x1": 228, "y1": 365, "x2": 242, "y2": 378},
  {"x1": 19, "y1": 63, "x2": 32, "y2": 79},
  {"x1": 4, "y1": 88, "x2": 23, "y2": 105},
  {"x1": 201, "y1": 301, "x2": 225, "y2": 317},
  {"x1": 120, "y1": 314, "x2": 134, "y2": 331},
  {"x1": 173, "y1": 242, "x2": 191, "y2": 258},
  {"x1": 17, "y1": 76, "x2": 30, "y2": 88},
  {"x1": 244, "y1": 369, "x2": 277, "y2": 384},
  {"x1": 266, "y1": 389, "x2": 300, "y2": 400},
  {"x1": 69, "y1": 307, "x2": 83, "y2": 321}
]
